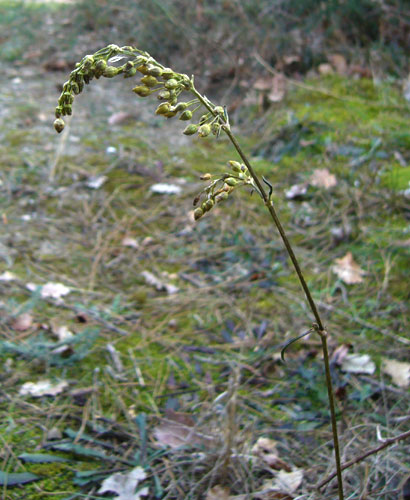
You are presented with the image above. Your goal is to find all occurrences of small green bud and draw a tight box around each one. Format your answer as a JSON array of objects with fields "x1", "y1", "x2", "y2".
[
  {"x1": 125, "y1": 61, "x2": 134, "y2": 70},
  {"x1": 164, "y1": 79, "x2": 179, "y2": 90},
  {"x1": 155, "y1": 103, "x2": 171, "y2": 115},
  {"x1": 71, "y1": 82, "x2": 80, "y2": 95},
  {"x1": 179, "y1": 110, "x2": 193, "y2": 121},
  {"x1": 147, "y1": 65, "x2": 162, "y2": 77},
  {"x1": 135, "y1": 56, "x2": 147, "y2": 66},
  {"x1": 183, "y1": 124, "x2": 199, "y2": 136},
  {"x1": 164, "y1": 108, "x2": 177, "y2": 118},
  {"x1": 103, "y1": 66, "x2": 119, "y2": 78},
  {"x1": 94, "y1": 59, "x2": 107, "y2": 77},
  {"x1": 198, "y1": 124, "x2": 211, "y2": 137},
  {"x1": 62, "y1": 92, "x2": 74, "y2": 104},
  {"x1": 211, "y1": 122, "x2": 221, "y2": 136},
  {"x1": 136, "y1": 64, "x2": 150, "y2": 75},
  {"x1": 55, "y1": 106, "x2": 63, "y2": 118},
  {"x1": 141, "y1": 75, "x2": 158, "y2": 87},
  {"x1": 132, "y1": 85, "x2": 152, "y2": 97},
  {"x1": 83, "y1": 55, "x2": 94, "y2": 70},
  {"x1": 225, "y1": 177, "x2": 238, "y2": 187},
  {"x1": 199, "y1": 114, "x2": 208, "y2": 125},
  {"x1": 228, "y1": 161, "x2": 242, "y2": 173},
  {"x1": 194, "y1": 207, "x2": 204, "y2": 220},
  {"x1": 168, "y1": 95, "x2": 178, "y2": 105},
  {"x1": 214, "y1": 106, "x2": 224, "y2": 115},
  {"x1": 204, "y1": 199, "x2": 215, "y2": 211},
  {"x1": 215, "y1": 191, "x2": 229, "y2": 203},
  {"x1": 63, "y1": 105, "x2": 72, "y2": 116},
  {"x1": 200, "y1": 173, "x2": 212, "y2": 180},
  {"x1": 83, "y1": 73, "x2": 91, "y2": 84},
  {"x1": 124, "y1": 67, "x2": 137, "y2": 78},
  {"x1": 238, "y1": 172, "x2": 246, "y2": 180},
  {"x1": 161, "y1": 68, "x2": 175, "y2": 79},
  {"x1": 54, "y1": 118, "x2": 65, "y2": 133},
  {"x1": 157, "y1": 90, "x2": 171, "y2": 100},
  {"x1": 174, "y1": 102, "x2": 188, "y2": 112}
]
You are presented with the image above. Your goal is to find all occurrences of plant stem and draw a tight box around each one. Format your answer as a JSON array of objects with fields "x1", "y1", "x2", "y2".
[{"x1": 185, "y1": 91, "x2": 346, "y2": 496}]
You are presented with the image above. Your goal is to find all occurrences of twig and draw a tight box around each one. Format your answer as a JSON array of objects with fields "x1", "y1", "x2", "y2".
[{"x1": 318, "y1": 429, "x2": 410, "y2": 489}]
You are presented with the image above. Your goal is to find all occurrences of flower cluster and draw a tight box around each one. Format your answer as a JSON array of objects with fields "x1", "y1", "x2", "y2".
[
  {"x1": 53, "y1": 45, "x2": 229, "y2": 139},
  {"x1": 193, "y1": 161, "x2": 254, "y2": 220}
]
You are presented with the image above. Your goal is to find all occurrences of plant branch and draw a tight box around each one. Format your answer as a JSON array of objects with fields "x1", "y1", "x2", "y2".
[{"x1": 318, "y1": 429, "x2": 410, "y2": 489}]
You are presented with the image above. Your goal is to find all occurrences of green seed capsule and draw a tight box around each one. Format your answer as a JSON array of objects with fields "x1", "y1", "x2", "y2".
[
  {"x1": 82, "y1": 55, "x2": 94, "y2": 70},
  {"x1": 199, "y1": 114, "x2": 208, "y2": 125},
  {"x1": 216, "y1": 191, "x2": 229, "y2": 203},
  {"x1": 62, "y1": 92, "x2": 74, "y2": 104},
  {"x1": 63, "y1": 105, "x2": 72, "y2": 116},
  {"x1": 183, "y1": 124, "x2": 199, "y2": 136},
  {"x1": 194, "y1": 207, "x2": 204, "y2": 220},
  {"x1": 228, "y1": 161, "x2": 242, "y2": 173},
  {"x1": 211, "y1": 122, "x2": 221, "y2": 136},
  {"x1": 124, "y1": 67, "x2": 137, "y2": 78},
  {"x1": 174, "y1": 102, "x2": 188, "y2": 112},
  {"x1": 147, "y1": 65, "x2": 162, "y2": 77},
  {"x1": 55, "y1": 106, "x2": 63, "y2": 118},
  {"x1": 157, "y1": 90, "x2": 171, "y2": 100},
  {"x1": 103, "y1": 66, "x2": 119, "y2": 78},
  {"x1": 132, "y1": 85, "x2": 152, "y2": 97},
  {"x1": 83, "y1": 74, "x2": 91, "y2": 84},
  {"x1": 198, "y1": 124, "x2": 211, "y2": 137},
  {"x1": 214, "y1": 106, "x2": 224, "y2": 115},
  {"x1": 164, "y1": 107, "x2": 177, "y2": 118},
  {"x1": 155, "y1": 103, "x2": 171, "y2": 115},
  {"x1": 53, "y1": 118, "x2": 65, "y2": 133},
  {"x1": 161, "y1": 68, "x2": 175, "y2": 79},
  {"x1": 168, "y1": 96, "x2": 178, "y2": 105},
  {"x1": 164, "y1": 79, "x2": 178, "y2": 90},
  {"x1": 94, "y1": 59, "x2": 107, "y2": 77},
  {"x1": 179, "y1": 110, "x2": 193, "y2": 121},
  {"x1": 71, "y1": 82, "x2": 80, "y2": 95},
  {"x1": 225, "y1": 177, "x2": 238, "y2": 187},
  {"x1": 204, "y1": 199, "x2": 214, "y2": 211},
  {"x1": 141, "y1": 75, "x2": 158, "y2": 87},
  {"x1": 125, "y1": 61, "x2": 134, "y2": 70},
  {"x1": 136, "y1": 64, "x2": 150, "y2": 75}
]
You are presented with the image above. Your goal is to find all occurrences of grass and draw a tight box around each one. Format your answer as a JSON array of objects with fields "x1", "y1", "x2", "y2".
[{"x1": 0, "y1": 48, "x2": 409, "y2": 500}]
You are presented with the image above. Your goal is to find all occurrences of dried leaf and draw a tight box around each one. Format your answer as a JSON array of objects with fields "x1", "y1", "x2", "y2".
[
  {"x1": 381, "y1": 358, "x2": 410, "y2": 387},
  {"x1": 329, "y1": 54, "x2": 348, "y2": 75},
  {"x1": 12, "y1": 313, "x2": 33, "y2": 331},
  {"x1": 153, "y1": 411, "x2": 212, "y2": 449},
  {"x1": 0, "y1": 271, "x2": 17, "y2": 281},
  {"x1": 285, "y1": 183, "x2": 308, "y2": 200},
  {"x1": 86, "y1": 175, "x2": 107, "y2": 189},
  {"x1": 19, "y1": 380, "x2": 69, "y2": 397},
  {"x1": 122, "y1": 237, "x2": 139, "y2": 249},
  {"x1": 206, "y1": 485, "x2": 231, "y2": 500},
  {"x1": 309, "y1": 168, "x2": 337, "y2": 189},
  {"x1": 98, "y1": 466, "x2": 149, "y2": 500},
  {"x1": 252, "y1": 437, "x2": 292, "y2": 471},
  {"x1": 340, "y1": 353, "x2": 376, "y2": 374},
  {"x1": 26, "y1": 282, "x2": 71, "y2": 300},
  {"x1": 150, "y1": 183, "x2": 182, "y2": 195},
  {"x1": 332, "y1": 252, "x2": 364, "y2": 284},
  {"x1": 261, "y1": 469, "x2": 303, "y2": 496},
  {"x1": 141, "y1": 270, "x2": 179, "y2": 295}
]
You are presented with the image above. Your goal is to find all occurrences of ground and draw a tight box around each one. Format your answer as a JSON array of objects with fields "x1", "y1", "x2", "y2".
[{"x1": 0, "y1": 35, "x2": 409, "y2": 500}]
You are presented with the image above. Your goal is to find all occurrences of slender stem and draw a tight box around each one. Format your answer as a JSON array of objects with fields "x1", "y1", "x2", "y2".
[
  {"x1": 188, "y1": 85, "x2": 345, "y2": 497},
  {"x1": 317, "y1": 328, "x2": 344, "y2": 500}
]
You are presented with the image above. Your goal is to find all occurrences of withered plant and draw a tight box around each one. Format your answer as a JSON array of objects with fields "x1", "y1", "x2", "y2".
[{"x1": 54, "y1": 44, "x2": 345, "y2": 499}]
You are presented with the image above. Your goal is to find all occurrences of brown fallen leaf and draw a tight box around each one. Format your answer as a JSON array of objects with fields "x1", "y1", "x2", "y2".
[
  {"x1": 12, "y1": 313, "x2": 33, "y2": 331},
  {"x1": 329, "y1": 54, "x2": 348, "y2": 75},
  {"x1": 206, "y1": 485, "x2": 231, "y2": 500},
  {"x1": 332, "y1": 252, "x2": 365, "y2": 284},
  {"x1": 259, "y1": 469, "x2": 304, "y2": 499},
  {"x1": 341, "y1": 353, "x2": 376, "y2": 375},
  {"x1": 252, "y1": 437, "x2": 292, "y2": 471},
  {"x1": 309, "y1": 168, "x2": 337, "y2": 189},
  {"x1": 381, "y1": 358, "x2": 410, "y2": 388}
]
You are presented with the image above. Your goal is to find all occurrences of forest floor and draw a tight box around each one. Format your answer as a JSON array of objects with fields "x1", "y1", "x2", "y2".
[{"x1": 0, "y1": 6, "x2": 409, "y2": 500}]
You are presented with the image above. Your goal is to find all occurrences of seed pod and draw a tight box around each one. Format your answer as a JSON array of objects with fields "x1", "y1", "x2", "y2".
[
  {"x1": 157, "y1": 90, "x2": 171, "y2": 100},
  {"x1": 179, "y1": 110, "x2": 193, "y2": 121},
  {"x1": 225, "y1": 177, "x2": 238, "y2": 187},
  {"x1": 228, "y1": 161, "x2": 241, "y2": 172},
  {"x1": 103, "y1": 66, "x2": 119, "y2": 78},
  {"x1": 83, "y1": 74, "x2": 91, "y2": 84},
  {"x1": 124, "y1": 67, "x2": 137, "y2": 78},
  {"x1": 77, "y1": 79, "x2": 84, "y2": 93},
  {"x1": 204, "y1": 198, "x2": 214, "y2": 211},
  {"x1": 155, "y1": 103, "x2": 171, "y2": 115},
  {"x1": 211, "y1": 122, "x2": 221, "y2": 136},
  {"x1": 215, "y1": 191, "x2": 229, "y2": 203},
  {"x1": 199, "y1": 114, "x2": 208, "y2": 125},
  {"x1": 194, "y1": 207, "x2": 204, "y2": 220},
  {"x1": 147, "y1": 65, "x2": 162, "y2": 77},
  {"x1": 55, "y1": 106, "x2": 63, "y2": 118},
  {"x1": 200, "y1": 173, "x2": 212, "y2": 181},
  {"x1": 164, "y1": 107, "x2": 178, "y2": 118},
  {"x1": 174, "y1": 102, "x2": 188, "y2": 112},
  {"x1": 132, "y1": 85, "x2": 152, "y2": 97},
  {"x1": 62, "y1": 92, "x2": 74, "y2": 104},
  {"x1": 94, "y1": 59, "x2": 107, "y2": 77},
  {"x1": 168, "y1": 96, "x2": 178, "y2": 105},
  {"x1": 83, "y1": 55, "x2": 94, "y2": 70},
  {"x1": 161, "y1": 68, "x2": 175, "y2": 80},
  {"x1": 198, "y1": 124, "x2": 211, "y2": 137},
  {"x1": 63, "y1": 105, "x2": 72, "y2": 116},
  {"x1": 238, "y1": 172, "x2": 246, "y2": 180},
  {"x1": 135, "y1": 56, "x2": 147, "y2": 66},
  {"x1": 183, "y1": 124, "x2": 199, "y2": 136},
  {"x1": 53, "y1": 118, "x2": 65, "y2": 133},
  {"x1": 141, "y1": 75, "x2": 158, "y2": 88},
  {"x1": 71, "y1": 82, "x2": 80, "y2": 95},
  {"x1": 164, "y1": 79, "x2": 179, "y2": 90},
  {"x1": 125, "y1": 61, "x2": 134, "y2": 70},
  {"x1": 214, "y1": 106, "x2": 224, "y2": 115},
  {"x1": 136, "y1": 64, "x2": 150, "y2": 75},
  {"x1": 193, "y1": 195, "x2": 201, "y2": 206}
]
